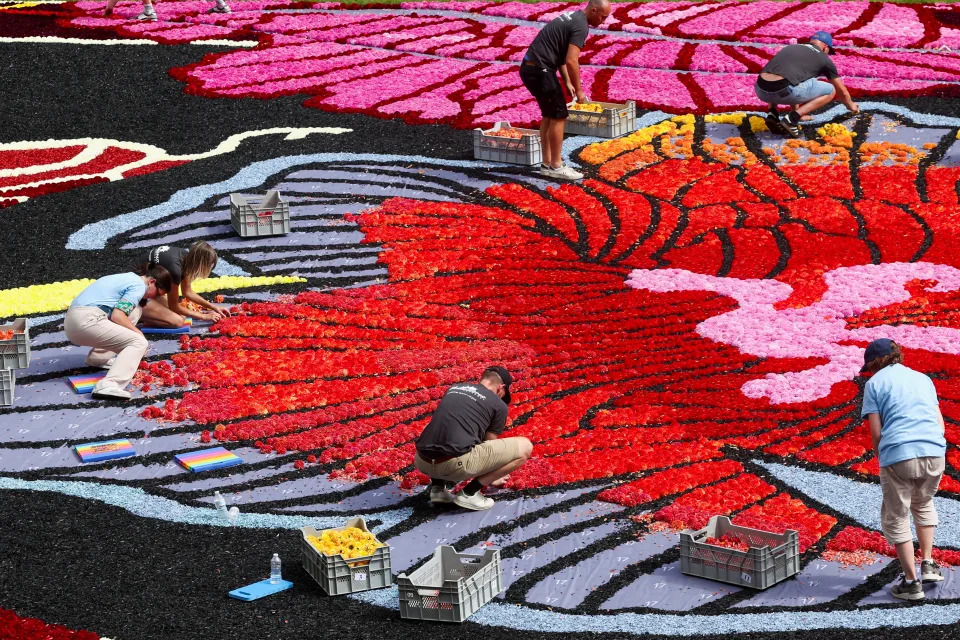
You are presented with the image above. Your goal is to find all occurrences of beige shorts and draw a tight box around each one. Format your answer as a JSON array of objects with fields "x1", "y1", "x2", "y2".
[
  {"x1": 415, "y1": 438, "x2": 522, "y2": 483},
  {"x1": 879, "y1": 456, "x2": 945, "y2": 545}
]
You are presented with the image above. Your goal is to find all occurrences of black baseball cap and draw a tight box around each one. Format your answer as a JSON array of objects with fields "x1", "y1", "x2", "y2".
[
  {"x1": 485, "y1": 366, "x2": 513, "y2": 404},
  {"x1": 860, "y1": 338, "x2": 894, "y2": 373}
]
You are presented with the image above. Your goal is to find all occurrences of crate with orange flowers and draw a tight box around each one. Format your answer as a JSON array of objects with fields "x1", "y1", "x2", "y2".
[
  {"x1": 300, "y1": 516, "x2": 392, "y2": 596},
  {"x1": 566, "y1": 100, "x2": 637, "y2": 138},
  {"x1": 473, "y1": 121, "x2": 542, "y2": 166}
]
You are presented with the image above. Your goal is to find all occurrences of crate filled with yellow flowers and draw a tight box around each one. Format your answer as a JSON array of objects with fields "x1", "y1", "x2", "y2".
[{"x1": 301, "y1": 516, "x2": 392, "y2": 596}]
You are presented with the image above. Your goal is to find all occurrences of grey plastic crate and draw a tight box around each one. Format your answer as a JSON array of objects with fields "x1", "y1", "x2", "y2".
[
  {"x1": 473, "y1": 121, "x2": 542, "y2": 165},
  {"x1": 0, "y1": 318, "x2": 29, "y2": 370},
  {"x1": 565, "y1": 100, "x2": 637, "y2": 138},
  {"x1": 0, "y1": 369, "x2": 14, "y2": 407},
  {"x1": 230, "y1": 190, "x2": 290, "y2": 238},
  {"x1": 680, "y1": 515, "x2": 799, "y2": 590},
  {"x1": 301, "y1": 516, "x2": 392, "y2": 596},
  {"x1": 397, "y1": 546, "x2": 502, "y2": 623}
]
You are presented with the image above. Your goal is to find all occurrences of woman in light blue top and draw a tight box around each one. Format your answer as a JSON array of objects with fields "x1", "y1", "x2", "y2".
[
  {"x1": 65, "y1": 264, "x2": 171, "y2": 401},
  {"x1": 860, "y1": 338, "x2": 947, "y2": 601}
]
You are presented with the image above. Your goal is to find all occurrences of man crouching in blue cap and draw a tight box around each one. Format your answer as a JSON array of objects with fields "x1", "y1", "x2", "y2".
[{"x1": 754, "y1": 31, "x2": 859, "y2": 138}]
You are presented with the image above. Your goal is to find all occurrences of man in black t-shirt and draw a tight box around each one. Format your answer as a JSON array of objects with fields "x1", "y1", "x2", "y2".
[
  {"x1": 519, "y1": 0, "x2": 611, "y2": 181},
  {"x1": 415, "y1": 366, "x2": 533, "y2": 511},
  {"x1": 754, "y1": 31, "x2": 859, "y2": 138}
]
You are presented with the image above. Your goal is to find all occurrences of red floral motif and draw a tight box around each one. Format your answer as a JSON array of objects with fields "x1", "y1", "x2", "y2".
[
  {"x1": 0, "y1": 608, "x2": 99, "y2": 640},
  {"x1": 732, "y1": 493, "x2": 837, "y2": 552},
  {"x1": 137, "y1": 152, "x2": 960, "y2": 549},
  {"x1": 826, "y1": 526, "x2": 960, "y2": 566}
]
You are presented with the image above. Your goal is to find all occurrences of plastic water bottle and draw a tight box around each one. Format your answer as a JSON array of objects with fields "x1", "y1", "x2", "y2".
[
  {"x1": 270, "y1": 553, "x2": 282, "y2": 584},
  {"x1": 213, "y1": 491, "x2": 229, "y2": 520}
]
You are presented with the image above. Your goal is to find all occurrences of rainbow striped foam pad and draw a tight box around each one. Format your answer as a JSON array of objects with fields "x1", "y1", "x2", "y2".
[
  {"x1": 74, "y1": 439, "x2": 136, "y2": 463},
  {"x1": 68, "y1": 371, "x2": 107, "y2": 394},
  {"x1": 174, "y1": 447, "x2": 243, "y2": 472}
]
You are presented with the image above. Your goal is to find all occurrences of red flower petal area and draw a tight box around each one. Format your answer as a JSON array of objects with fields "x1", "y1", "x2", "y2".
[
  {"x1": 0, "y1": 608, "x2": 99, "y2": 640},
  {"x1": 142, "y1": 152, "x2": 960, "y2": 557}
]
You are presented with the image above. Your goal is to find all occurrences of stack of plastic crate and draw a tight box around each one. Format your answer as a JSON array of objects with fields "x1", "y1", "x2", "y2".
[{"x1": 0, "y1": 318, "x2": 30, "y2": 407}]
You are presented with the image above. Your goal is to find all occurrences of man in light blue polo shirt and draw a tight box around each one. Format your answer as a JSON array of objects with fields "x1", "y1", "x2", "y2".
[{"x1": 860, "y1": 338, "x2": 947, "y2": 601}]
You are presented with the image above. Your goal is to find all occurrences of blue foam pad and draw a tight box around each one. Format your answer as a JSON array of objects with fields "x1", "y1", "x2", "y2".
[
  {"x1": 229, "y1": 579, "x2": 293, "y2": 601},
  {"x1": 141, "y1": 325, "x2": 191, "y2": 335}
]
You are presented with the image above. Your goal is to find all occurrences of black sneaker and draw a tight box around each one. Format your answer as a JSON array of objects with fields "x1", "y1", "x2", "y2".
[
  {"x1": 891, "y1": 576, "x2": 924, "y2": 601},
  {"x1": 764, "y1": 112, "x2": 786, "y2": 135},
  {"x1": 778, "y1": 113, "x2": 801, "y2": 139},
  {"x1": 921, "y1": 560, "x2": 945, "y2": 583}
]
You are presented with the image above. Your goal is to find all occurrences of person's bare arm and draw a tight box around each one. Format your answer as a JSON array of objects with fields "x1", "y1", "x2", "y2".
[
  {"x1": 562, "y1": 43, "x2": 584, "y2": 103},
  {"x1": 180, "y1": 276, "x2": 226, "y2": 321},
  {"x1": 110, "y1": 308, "x2": 143, "y2": 335},
  {"x1": 484, "y1": 431, "x2": 500, "y2": 441},
  {"x1": 867, "y1": 414, "x2": 882, "y2": 456},
  {"x1": 936, "y1": 406, "x2": 946, "y2": 435},
  {"x1": 830, "y1": 77, "x2": 858, "y2": 112}
]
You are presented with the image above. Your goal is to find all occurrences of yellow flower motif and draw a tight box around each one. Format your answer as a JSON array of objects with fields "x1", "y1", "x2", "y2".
[
  {"x1": 816, "y1": 123, "x2": 857, "y2": 149},
  {"x1": 705, "y1": 112, "x2": 745, "y2": 126},
  {"x1": 748, "y1": 116, "x2": 769, "y2": 133},
  {"x1": 0, "y1": 275, "x2": 306, "y2": 321},
  {"x1": 306, "y1": 527, "x2": 383, "y2": 566}
]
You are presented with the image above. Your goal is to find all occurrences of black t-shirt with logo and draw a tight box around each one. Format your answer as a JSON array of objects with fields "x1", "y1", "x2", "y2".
[
  {"x1": 762, "y1": 43, "x2": 839, "y2": 86},
  {"x1": 146, "y1": 246, "x2": 189, "y2": 285},
  {"x1": 524, "y1": 10, "x2": 589, "y2": 72},
  {"x1": 416, "y1": 383, "x2": 508, "y2": 457}
]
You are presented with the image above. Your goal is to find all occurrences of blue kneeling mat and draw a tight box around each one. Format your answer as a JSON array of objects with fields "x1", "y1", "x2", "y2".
[{"x1": 228, "y1": 579, "x2": 293, "y2": 601}]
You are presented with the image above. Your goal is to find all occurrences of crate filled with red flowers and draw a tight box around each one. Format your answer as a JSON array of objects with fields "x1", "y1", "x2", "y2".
[
  {"x1": 473, "y1": 121, "x2": 541, "y2": 166},
  {"x1": 0, "y1": 318, "x2": 29, "y2": 370},
  {"x1": 680, "y1": 515, "x2": 800, "y2": 589}
]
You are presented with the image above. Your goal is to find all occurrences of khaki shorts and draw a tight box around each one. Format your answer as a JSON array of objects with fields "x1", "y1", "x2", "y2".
[
  {"x1": 415, "y1": 438, "x2": 522, "y2": 483},
  {"x1": 879, "y1": 456, "x2": 945, "y2": 545}
]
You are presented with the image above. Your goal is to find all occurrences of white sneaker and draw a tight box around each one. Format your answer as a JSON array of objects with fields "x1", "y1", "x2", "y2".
[
  {"x1": 540, "y1": 164, "x2": 584, "y2": 180},
  {"x1": 429, "y1": 485, "x2": 454, "y2": 504},
  {"x1": 91, "y1": 384, "x2": 132, "y2": 401},
  {"x1": 453, "y1": 491, "x2": 494, "y2": 511},
  {"x1": 136, "y1": 9, "x2": 157, "y2": 20},
  {"x1": 208, "y1": 3, "x2": 231, "y2": 13}
]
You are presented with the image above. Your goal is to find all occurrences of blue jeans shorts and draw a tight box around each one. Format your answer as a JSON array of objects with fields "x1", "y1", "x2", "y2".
[{"x1": 754, "y1": 77, "x2": 834, "y2": 106}]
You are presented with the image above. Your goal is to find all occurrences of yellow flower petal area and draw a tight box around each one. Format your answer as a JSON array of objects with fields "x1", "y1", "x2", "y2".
[
  {"x1": 0, "y1": 275, "x2": 305, "y2": 320},
  {"x1": 816, "y1": 123, "x2": 857, "y2": 149},
  {"x1": 704, "y1": 112, "x2": 746, "y2": 126},
  {"x1": 306, "y1": 527, "x2": 384, "y2": 566},
  {"x1": 579, "y1": 115, "x2": 694, "y2": 166}
]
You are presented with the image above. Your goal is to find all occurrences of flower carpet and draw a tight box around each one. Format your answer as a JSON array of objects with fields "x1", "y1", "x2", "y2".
[{"x1": 2, "y1": 1, "x2": 960, "y2": 639}]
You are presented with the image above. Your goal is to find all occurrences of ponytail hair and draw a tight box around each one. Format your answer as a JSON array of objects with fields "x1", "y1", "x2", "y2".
[
  {"x1": 134, "y1": 262, "x2": 173, "y2": 294},
  {"x1": 181, "y1": 241, "x2": 218, "y2": 282}
]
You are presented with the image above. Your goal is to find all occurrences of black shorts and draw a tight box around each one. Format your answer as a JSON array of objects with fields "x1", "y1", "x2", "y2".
[{"x1": 519, "y1": 63, "x2": 568, "y2": 120}]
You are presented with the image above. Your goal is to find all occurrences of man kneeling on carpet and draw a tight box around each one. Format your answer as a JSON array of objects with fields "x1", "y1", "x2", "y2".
[
  {"x1": 754, "y1": 31, "x2": 859, "y2": 139},
  {"x1": 860, "y1": 339, "x2": 947, "y2": 601},
  {"x1": 415, "y1": 366, "x2": 533, "y2": 511},
  {"x1": 65, "y1": 264, "x2": 171, "y2": 401}
]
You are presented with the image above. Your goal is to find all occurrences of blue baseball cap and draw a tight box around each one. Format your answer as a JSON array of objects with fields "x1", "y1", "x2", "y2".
[
  {"x1": 861, "y1": 338, "x2": 894, "y2": 373},
  {"x1": 810, "y1": 31, "x2": 835, "y2": 55}
]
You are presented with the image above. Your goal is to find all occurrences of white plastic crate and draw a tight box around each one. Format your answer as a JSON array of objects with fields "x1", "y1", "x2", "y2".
[
  {"x1": 230, "y1": 190, "x2": 290, "y2": 238},
  {"x1": 0, "y1": 368, "x2": 14, "y2": 407},
  {"x1": 0, "y1": 318, "x2": 29, "y2": 370},
  {"x1": 565, "y1": 100, "x2": 637, "y2": 138},
  {"x1": 680, "y1": 515, "x2": 800, "y2": 590},
  {"x1": 300, "y1": 516, "x2": 392, "y2": 596},
  {"x1": 397, "y1": 546, "x2": 502, "y2": 623},
  {"x1": 473, "y1": 121, "x2": 542, "y2": 165}
]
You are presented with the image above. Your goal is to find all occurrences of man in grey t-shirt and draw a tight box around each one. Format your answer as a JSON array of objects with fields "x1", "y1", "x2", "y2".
[
  {"x1": 754, "y1": 31, "x2": 859, "y2": 138},
  {"x1": 519, "y1": 0, "x2": 611, "y2": 181}
]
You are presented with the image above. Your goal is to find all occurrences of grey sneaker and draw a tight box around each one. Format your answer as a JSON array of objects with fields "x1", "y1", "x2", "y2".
[
  {"x1": 778, "y1": 113, "x2": 801, "y2": 139},
  {"x1": 921, "y1": 560, "x2": 945, "y2": 583},
  {"x1": 91, "y1": 384, "x2": 132, "y2": 401},
  {"x1": 208, "y1": 3, "x2": 231, "y2": 13},
  {"x1": 453, "y1": 491, "x2": 494, "y2": 511},
  {"x1": 891, "y1": 576, "x2": 924, "y2": 601},
  {"x1": 429, "y1": 485, "x2": 454, "y2": 505},
  {"x1": 136, "y1": 9, "x2": 157, "y2": 20}
]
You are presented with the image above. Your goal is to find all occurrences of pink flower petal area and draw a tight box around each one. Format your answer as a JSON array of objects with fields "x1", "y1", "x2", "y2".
[
  {"x1": 625, "y1": 263, "x2": 960, "y2": 404},
  {"x1": 47, "y1": 2, "x2": 960, "y2": 125}
]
